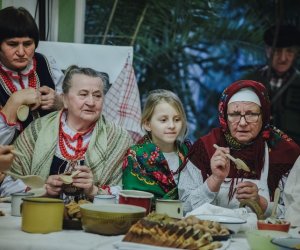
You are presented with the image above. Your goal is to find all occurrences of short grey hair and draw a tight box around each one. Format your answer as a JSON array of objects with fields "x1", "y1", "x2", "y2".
[{"x1": 62, "y1": 65, "x2": 109, "y2": 94}]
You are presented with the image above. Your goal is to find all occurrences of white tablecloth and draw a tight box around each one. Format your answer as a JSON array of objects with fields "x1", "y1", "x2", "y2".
[{"x1": 1, "y1": 202, "x2": 299, "y2": 250}]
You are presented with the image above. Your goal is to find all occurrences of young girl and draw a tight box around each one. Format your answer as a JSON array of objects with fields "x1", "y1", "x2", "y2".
[{"x1": 122, "y1": 89, "x2": 191, "y2": 200}]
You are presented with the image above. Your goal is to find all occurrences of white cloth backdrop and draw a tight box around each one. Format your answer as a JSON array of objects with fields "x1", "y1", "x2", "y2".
[{"x1": 36, "y1": 41, "x2": 143, "y2": 141}]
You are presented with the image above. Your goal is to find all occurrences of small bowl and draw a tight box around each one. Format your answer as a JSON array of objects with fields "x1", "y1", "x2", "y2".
[
  {"x1": 194, "y1": 214, "x2": 246, "y2": 233},
  {"x1": 119, "y1": 190, "x2": 154, "y2": 214},
  {"x1": 246, "y1": 229, "x2": 290, "y2": 250},
  {"x1": 272, "y1": 237, "x2": 300, "y2": 250},
  {"x1": 258, "y1": 220, "x2": 291, "y2": 232},
  {"x1": 80, "y1": 203, "x2": 146, "y2": 235},
  {"x1": 93, "y1": 194, "x2": 116, "y2": 205}
]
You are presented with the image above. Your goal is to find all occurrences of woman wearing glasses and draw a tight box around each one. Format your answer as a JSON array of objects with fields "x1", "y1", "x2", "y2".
[{"x1": 178, "y1": 80, "x2": 300, "y2": 218}]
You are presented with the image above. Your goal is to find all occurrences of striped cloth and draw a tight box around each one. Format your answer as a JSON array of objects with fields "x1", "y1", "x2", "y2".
[{"x1": 103, "y1": 63, "x2": 143, "y2": 142}]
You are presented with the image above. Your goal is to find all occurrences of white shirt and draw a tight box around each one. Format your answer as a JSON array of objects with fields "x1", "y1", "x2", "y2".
[
  {"x1": 163, "y1": 151, "x2": 179, "y2": 184},
  {"x1": 178, "y1": 143, "x2": 286, "y2": 217}
]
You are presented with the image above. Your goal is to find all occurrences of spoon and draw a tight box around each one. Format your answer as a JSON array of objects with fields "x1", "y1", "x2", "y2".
[
  {"x1": 5, "y1": 171, "x2": 45, "y2": 189},
  {"x1": 213, "y1": 144, "x2": 250, "y2": 172},
  {"x1": 60, "y1": 170, "x2": 81, "y2": 184},
  {"x1": 266, "y1": 187, "x2": 280, "y2": 224}
]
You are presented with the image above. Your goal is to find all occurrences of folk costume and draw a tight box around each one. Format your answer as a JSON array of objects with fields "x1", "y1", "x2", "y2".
[
  {"x1": 122, "y1": 135, "x2": 190, "y2": 200},
  {"x1": 10, "y1": 110, "x2": 132, "y2": 199},
  {"x1": 0, "y1": 52, "x2": 64, "y2": 145},
  {"x1": 178, "y1": 80, "x2": 300, "y2": 216}
]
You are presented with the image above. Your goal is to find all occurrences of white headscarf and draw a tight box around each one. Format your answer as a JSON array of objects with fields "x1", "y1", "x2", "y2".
[{"x1": 228, "y1": 87, "x2": 261, "y2": 106}]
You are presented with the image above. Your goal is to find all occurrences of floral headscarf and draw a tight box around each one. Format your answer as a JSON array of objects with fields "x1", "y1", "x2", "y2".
[
  {"x1": 218, "y1": 80, "x2": 271, "y2": 139},
  {"x1": 187, "y1": 80, "x2": 300, "y2": 201}
]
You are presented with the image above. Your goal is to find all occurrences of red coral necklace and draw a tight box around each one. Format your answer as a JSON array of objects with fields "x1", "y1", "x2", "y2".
[
  {"x1": 59, "y1": 118, "x2": 95, "y2": 160},
  {"x1": 0, "y1": 59, "x2": 37, "y2": 93}
]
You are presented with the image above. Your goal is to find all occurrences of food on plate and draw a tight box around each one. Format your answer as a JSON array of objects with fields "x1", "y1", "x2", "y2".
[
  {"x1": 123, "y1": 213, "x2": 227, "y2": 249},
  {"x1": 64, "y1": 199, "x2": 91, "y2": 220}
]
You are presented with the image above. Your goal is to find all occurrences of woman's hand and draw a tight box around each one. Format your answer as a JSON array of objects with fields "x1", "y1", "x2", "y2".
[
  {"x1": 206, "y1": 146, "x2": 230, "y2": 192},
  {"x1": 11, "y1": 88, "x2": 42, "y2": 110},
  {"x1": 45, "y1": 175, "x2": 63, "y2": 197},
  {"x1": 236, "y1": 181, "x2": 259, "y2": 201},
  {"x1": 72, "y1": 165, "x2": 97, "y2": 197},
  {"x1": 39, "y1": 86, "x2": 62, "y2": 110},
  {"x1": 210, "y1": 146, "x2": 230, "y2": 182}
]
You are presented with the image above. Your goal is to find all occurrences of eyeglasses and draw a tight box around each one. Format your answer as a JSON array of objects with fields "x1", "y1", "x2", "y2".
[{"x1": 227, "y1": 113, "x2": 261, "y2": 123}]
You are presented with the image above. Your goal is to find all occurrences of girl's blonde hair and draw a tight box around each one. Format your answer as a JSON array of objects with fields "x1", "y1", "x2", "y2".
[{"x1": 141, "y1": 89, "x2": 188, "y2": 141}]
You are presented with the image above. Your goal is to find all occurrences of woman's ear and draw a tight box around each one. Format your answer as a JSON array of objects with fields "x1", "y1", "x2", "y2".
[
  {"x1": 62, "y1": 94, "x2": 68, "y2": 109},
  {"x1": 143, "y1": 121, "x2": 151, "y2": 132}
]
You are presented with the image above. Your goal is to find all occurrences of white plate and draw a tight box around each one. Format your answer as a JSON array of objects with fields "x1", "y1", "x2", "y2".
[
  {"x1": 195, "y1": 214, "x2": 246, "y2": 224},
  {"x1": 114, "y1": 240, "x2": 231, "y2": 250}
]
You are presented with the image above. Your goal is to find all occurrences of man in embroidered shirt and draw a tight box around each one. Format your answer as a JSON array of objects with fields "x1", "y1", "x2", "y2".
[{"x1": 246, "y1": 24, "x2": 300, "y2": 145}]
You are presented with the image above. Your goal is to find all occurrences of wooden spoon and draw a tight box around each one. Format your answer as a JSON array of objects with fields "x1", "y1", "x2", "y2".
[
  {"x1": 5, "y1": 171, "x2": 45, "y2": 189},
  {"x1": 265, "y1": 187, "x2": 280, "y2": 224},
  {"x1": 213, "y1": 144, "x2": 250, "y2": 172},
  {"x1": 60, "y1": 170, "x2": 81, "y2": 184}
]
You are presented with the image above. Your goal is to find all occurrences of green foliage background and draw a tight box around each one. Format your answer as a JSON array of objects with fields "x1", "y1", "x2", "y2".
[{"x1": 84, "y1": 0, "x2": 300, "y2": 140}]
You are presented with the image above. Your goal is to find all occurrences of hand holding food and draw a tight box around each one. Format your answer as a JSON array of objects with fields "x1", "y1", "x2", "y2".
[{"x1": 45, "y1": 175, "x2": 64, "y2": 196}]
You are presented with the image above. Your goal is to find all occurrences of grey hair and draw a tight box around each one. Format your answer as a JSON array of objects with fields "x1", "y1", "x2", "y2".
[{"x1": 62, "y1": 65, "x2": 109, "y2": 94}]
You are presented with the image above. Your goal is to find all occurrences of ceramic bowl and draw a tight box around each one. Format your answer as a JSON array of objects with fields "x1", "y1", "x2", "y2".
[
  {"x1": 119, "y1": 190, "x2": 154, "y2": 214},
  {"x1": 246, "y1": 229, "x2": 290, "y2": 250},
  {"x1": 257, "y1": 220, "x2": 291, "y2": 232},
  {"x1": 194, "y1": 214, "x2": 246, "y2": 233},
  {"x1": 93, "y1": 194, "x2": 116, "y2": 205},
  {"x1": 80, "y1": 203, "x2": 146, "y2": 235},
  {"x1": 271, "y1": 237, "x2": 300, "y2": 250}
]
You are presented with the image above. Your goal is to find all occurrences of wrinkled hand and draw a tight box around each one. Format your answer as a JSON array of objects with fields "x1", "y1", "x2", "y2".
[
  {"x1": 11, "y1": 88, "x2": 41, "y2": 110},
  {"x1": 72, "y1": 165, "x2": 96, "y2": 196},
  {"x1": 45, "y1": 175, "x2": 63, "y2": 197},
  {"x1": 236, "y1": 181, "x2": 259, "y2": 201},
  {"x1": 39, "y1": 86, "x2": 58, "y2": 110},
  {"x1": 210, "y1": 146, "x2": 230, "y2": 182}
]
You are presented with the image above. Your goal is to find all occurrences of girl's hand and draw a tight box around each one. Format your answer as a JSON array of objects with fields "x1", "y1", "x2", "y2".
[
  {"x1": 45, "y1": 175, "x2": 63, "y2": 197},
  {"x1": 210, "y1": 146, "x2": 230, "y2": 182},
  {"x1": 72, "y1": 165, "x2": 97, "y2": 196}
]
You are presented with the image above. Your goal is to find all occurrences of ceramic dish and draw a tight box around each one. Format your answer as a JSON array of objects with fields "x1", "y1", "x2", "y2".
[
  {"x1": 80, "y1": 203, "x2": 146, "y2": 235},
  {"x1": 114, "y1": 239, "x2": 231, "y2": 250},
  {"x1": 194, "y1": 214, "x2": 246, "y2": 233},
  {"x1": 271, "y1": 237, "x2": 300, "y2": 250},
  {"x1": 257, "y1": 219, "x2": 291, "y2": 232},
  {"x1": 246, "y1": 229, "x2": 290, "y2": 250}
]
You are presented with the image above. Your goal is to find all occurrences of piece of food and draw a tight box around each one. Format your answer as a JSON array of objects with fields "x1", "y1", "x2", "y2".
[
  {"x1": 16, "y1": 105, "x2": 29, "y2": 121},
  {"x1": 123, "y1": 213, "x2": 225, "y2": 249}
]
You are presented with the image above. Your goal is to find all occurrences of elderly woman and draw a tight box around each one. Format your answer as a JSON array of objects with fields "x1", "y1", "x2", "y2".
[
  {"x1": 178, "y1": 80, "x2": 300, "y2": 218},
  {"x1": 0, "y1": 6, "x2": 64, "y2": 145},
  {"x1": 10, "y1": 66, "x2": 132, "y2": 200}
]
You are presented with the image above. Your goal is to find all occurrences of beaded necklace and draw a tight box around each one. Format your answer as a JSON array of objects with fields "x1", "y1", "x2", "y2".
[
  {"x1": 0, "y1": 58, "x2": 37, "y2": 93},
  {"x1": 58, "y1": 114, "x2": 96, "y2": 161}
]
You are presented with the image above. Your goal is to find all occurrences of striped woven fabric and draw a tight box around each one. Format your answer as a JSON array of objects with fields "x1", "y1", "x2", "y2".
[
  {"x1": 103, "y1": 63, "x2": 143, "y2": 142},
  {"x1": 10, "y1": 111, "x2": 133, "y2": 186}
]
